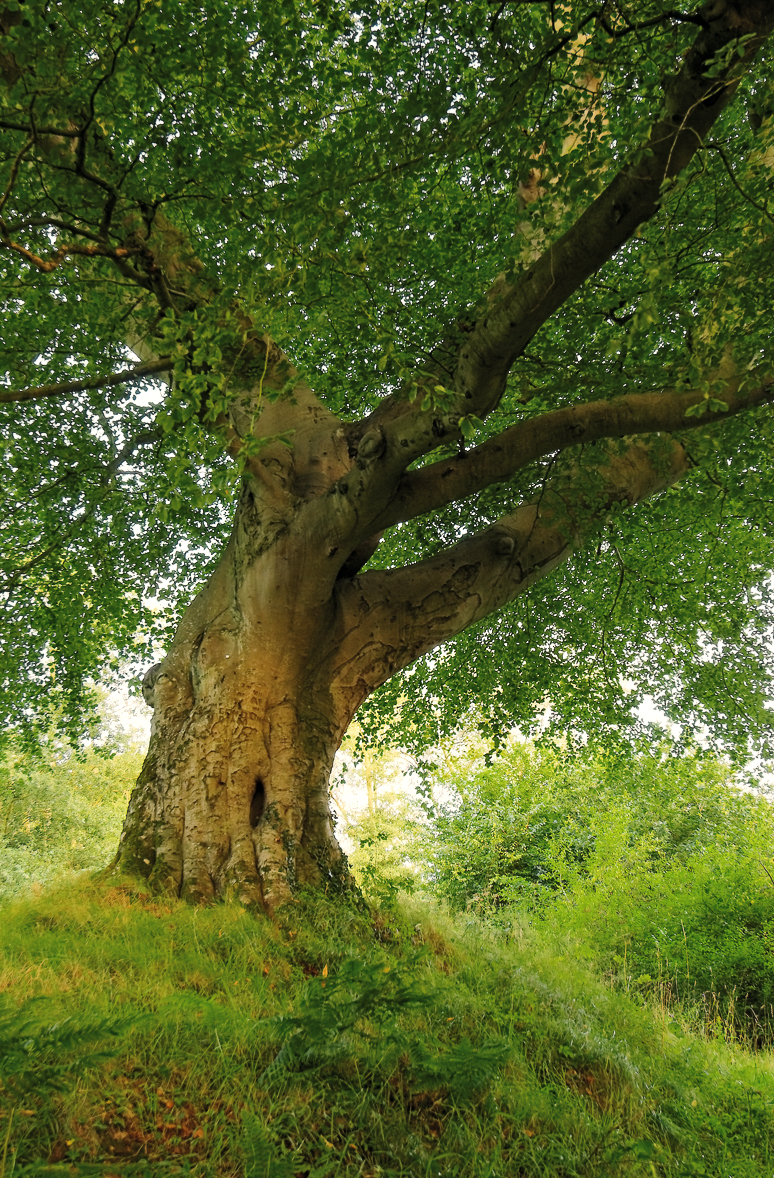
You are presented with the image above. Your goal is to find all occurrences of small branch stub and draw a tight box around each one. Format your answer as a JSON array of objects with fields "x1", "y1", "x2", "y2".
[{"x1": 141, "y1": 663, "x2": 162, "y2": 708}]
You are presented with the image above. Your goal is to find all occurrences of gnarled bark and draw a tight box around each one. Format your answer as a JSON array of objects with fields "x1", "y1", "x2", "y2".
[{"x1": 115, "y1": 468, "x2": 360, "y2": 911}]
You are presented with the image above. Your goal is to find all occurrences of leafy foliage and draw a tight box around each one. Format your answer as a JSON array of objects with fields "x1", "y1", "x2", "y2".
[
  {"x1": 1, "y1": 0, "x2": 774, "y2": 759},
  {"x1": 0, "y1": 999, "x2": 136, "y2": 1109},
  {"x1": 260, "y1": 954, "x2": 433, "y2": 1079},
  {"x1": 425, "y1": 742, "x2": 750, "y2": 907},
  {"x1": 238, "y1": 1111, "x2": 296, "y2": 1178},
  {"x1": 408, "y1": 1037, "x2": 512, "y2": 1104},
  {"x1": 0, "y1": 995, "x2": 140, "y2": 1178},
  {"x1": 344, "y1": 802, "x2": 423, "y2": 909}
]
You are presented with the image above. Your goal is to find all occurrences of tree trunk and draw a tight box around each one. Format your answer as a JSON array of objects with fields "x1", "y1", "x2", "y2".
[
  {"x1": 112, "y1": 423, "x2": 699, "y2": 912},
  {"x1": 113, "y1": 477, "x2": 361, "y2": 913}
]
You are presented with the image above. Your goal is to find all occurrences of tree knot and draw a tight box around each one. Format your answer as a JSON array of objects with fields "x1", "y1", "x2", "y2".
[
  {"x1": 356, "y1": 427, "x2": 386, "y2": 464},
  {"x1": 141, "y1": 662, "x2": 163, "y2": 708}
]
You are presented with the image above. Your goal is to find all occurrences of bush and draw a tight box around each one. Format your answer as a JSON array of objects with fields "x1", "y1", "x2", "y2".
[
  {"x1": 0, "y1": 744, "x2": 142, "y2": 900},
  {"x1": 550, "y1": 842, "x2": 774, "y2": 1032},
  {"x1": 422, "y1": 740, "x2": 774, "y2": 1038}
]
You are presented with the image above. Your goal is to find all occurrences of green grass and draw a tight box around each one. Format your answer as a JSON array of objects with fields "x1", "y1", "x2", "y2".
[{"x1": 1, "y1": 880, "x2": 774, "y2": 1177}]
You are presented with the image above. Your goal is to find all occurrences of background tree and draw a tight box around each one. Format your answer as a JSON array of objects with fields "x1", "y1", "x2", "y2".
[{"x1": 2, "y1": 0, "x2": 774, "y2": 910}]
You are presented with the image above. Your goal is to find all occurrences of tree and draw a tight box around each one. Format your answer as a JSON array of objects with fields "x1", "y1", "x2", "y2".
[{"x1": 2, "y1": 0, "x2": 774, "y2": 910}]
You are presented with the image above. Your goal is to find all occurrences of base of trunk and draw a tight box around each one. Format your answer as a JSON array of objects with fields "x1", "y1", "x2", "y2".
[
  {"x1": 110, "y1": 813, "x2": 360, "y2": 914},
  {"x1": 110, "y1": 731, "x2": 361, "y2": 915}
]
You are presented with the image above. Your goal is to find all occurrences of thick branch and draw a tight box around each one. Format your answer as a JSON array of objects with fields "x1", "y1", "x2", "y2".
[
  {"x1": 331, "y1": 439, "x2": 690, "y2": 698},
  {"x1": 115, "y1": 210, "x2": 345, "y2": 454},
  {"x1": 357, "y1": 0, "x2": 774, "y2": 465},
  {"x1": 0, "y1": 359, "x2": 173, "y2": 404},
  {"x1": 371, "y1": 371, "x2": 774, "y2": 531},
  {"x1": 452, "y1": 1, "x2": 774, "y2": 417},
  {"x1": 0, "y1": 13, "x2": 334, "y2": 439},
  {"x1": 0, "y1": 234, "x2": 139, "y2": 273}
]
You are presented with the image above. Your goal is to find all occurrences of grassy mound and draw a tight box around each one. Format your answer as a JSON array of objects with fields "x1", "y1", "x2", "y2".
[{"x1": 1, "y1": 881, "x2": 773, "y2": 1177}]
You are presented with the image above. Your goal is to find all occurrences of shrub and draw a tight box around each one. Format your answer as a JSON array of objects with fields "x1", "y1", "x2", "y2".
[
  {"x1": 344, "y1": 789, "x2": 423, "y2": 906},
  {"x1": 0, "y1": 744, "x2": 142, "y2": 900},
  {"x1": 422, "y1": 740, "x2": 774, "y2": 1038}
]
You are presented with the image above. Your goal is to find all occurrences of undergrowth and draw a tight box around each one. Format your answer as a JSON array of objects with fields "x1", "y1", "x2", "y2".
[
  {"x1": 0, "y1": 880, "x2": 773, "y2": 1176},
  {"x1": 404, "y1": 741, "x2": 774, "y2": 1048},
  {"x1": 0, "y1": 746, "x2": 140, "y2": 902}
]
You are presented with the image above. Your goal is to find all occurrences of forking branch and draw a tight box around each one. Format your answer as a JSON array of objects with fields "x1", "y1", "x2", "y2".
[{"x1": 352, "y1": 2, "x2": 774, "y2": 469}]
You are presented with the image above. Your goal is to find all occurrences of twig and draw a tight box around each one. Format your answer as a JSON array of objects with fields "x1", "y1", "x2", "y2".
[{"x1": 0, "y1": 359, "x2": 172, "y2": 404}]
